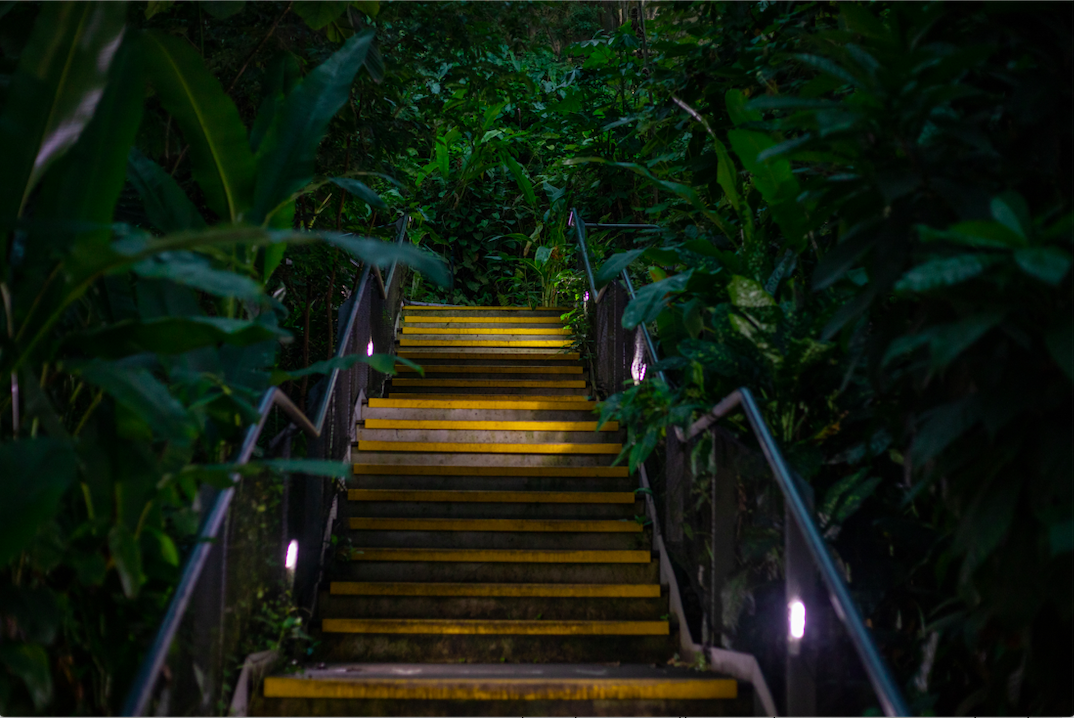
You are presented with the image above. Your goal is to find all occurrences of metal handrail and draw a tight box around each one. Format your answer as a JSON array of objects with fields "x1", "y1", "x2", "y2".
[
  {"x1": 569, "y1": 206, "x2": 909, "y2": 717},
  {"x1": 122, "y1": 215, "x2": 410, "y2": 717}
]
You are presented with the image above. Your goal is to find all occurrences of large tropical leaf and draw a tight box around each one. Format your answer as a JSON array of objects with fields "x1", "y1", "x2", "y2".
[
  {"x1": 127, "y1": 148, "x2": 206, "y2": 233},
  {"x1": 0, "y1": 438, "x2": 77, "y2": 566},
  {"x1": 252, "y1": 29, "x2": 375, "y2": 224},
  {"x1": 141, "y1": 30, "x2": 256, "y2": 223},
  {"x1": 0, "y1": 2, "x2": 127, "y2": 267}
]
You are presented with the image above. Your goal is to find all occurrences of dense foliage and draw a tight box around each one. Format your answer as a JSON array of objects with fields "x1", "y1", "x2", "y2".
[{"x1": 0, "y1": 1, "x2": 1069, "y2": 715}]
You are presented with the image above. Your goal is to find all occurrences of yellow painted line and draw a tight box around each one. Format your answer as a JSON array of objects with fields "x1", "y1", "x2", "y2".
[
  {"x1": 357, "y1": 440, "x2": 621, "y2": 455},
  {"x1": 348, "y1": 518, "x2": 642, "y2": 533},
  {"x1": 369, "y1": 399, "x2": 596, "y2": 410},
  {"x1": 386, "y1": 393, "x2": 590, "y2": 401},
  {"x1": 395, "y1": 365, "x2": 582, "y2": 374},
  {"x1": 322, "y1": 618, "x2": 668, "y2": 636},
  {"x1": 402, "y1": 327, "x2": 571, "y2": 336},
  {"x1": 404, "y1": 316, "x2": 565, "y2": 324},
  {"x1": 392, "y1": 378, "x2": 586, "y2": 388},
  {"x1": 348, "y1": 489, "x2": 634, "y2": 503},
  {"x1": 404, "y1": 306, "x2": 570, "y2": 311},
  {"x1": 400, "y1": 339, "x2": 572, "y2": 348},
  {"x1": 364, "y1": 420, "x2": 618, "y2": 432},
  {"x1": 265, "y1": 676, "x2": 735, "y2": 701},
  {"x1": 352, "y1": 464, "x2": 629, "y2": 477},
  {"x1": 329, "y1": 581, "x2": 660, "y2": 597},
  {"x1": 345, "y1": 547, "x2": 649, "y2": 563},
  {"x1": 396, "y1": 351, "x2": 580, "y2": 361}
]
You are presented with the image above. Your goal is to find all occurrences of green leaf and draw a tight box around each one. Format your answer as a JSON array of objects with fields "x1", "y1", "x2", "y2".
[
  {"x1": 259, "y1": 459, "x2": 350, "y2": 477},
  {"x1": 990, "y1": 191, "x2": 1031, "y2": 240},
  {"x1": 144, "y1": 527, "x2": 179, "y2": 566},
  {"x1": 141, "y1": 30, "x2": 256, "y2": 222},
  {"x1": 363, "y1": 353, "x2": 425, "y2": 376},
  {"x1": 622, "y1": 271, "x2": 693, "y2": 328},
  {"x1": 77, "y1": 360, "x2": 197, "y2": 441},
  {"x1": 132, "y1": 252, "x2": 262, "y2": 300},
  {"x1": 894, "y1": 254, "x2": 1002, "y2": 293},
  {"x1": 713, "y1": 136, "x2": 743, "y2": 218},
  {"x1": 727, "y1": 275, "x2": 776, "y2": 308},
  {"x1": 0, "y1": 439, "x2": 76, "y2": 566},
  {"x1": 597, "y1": 248, "x2": 644, "y2": 285},
  {"x1": 911, "y1": 396, "x2": 980, "y2": 465},
  {"x1": 278, "y1": 352, "x2": 424, "y2": 380},
  {"x1": 534, "y1": 246, "x2": 552, "y2": 266},
  {"x1": 108, "y1": 524, "x2": 144, "y2": 599},
  {"x1": 69, "y1": 316, "x2": 287, "y2": 358},
  {"x1": 500, "y1": 149, "x2": 537, "y2": 207},
  {"x1": 1046, "y1": 322, "x2": 1073, "y2": 382},
  {"x1": 1049, "y1": 519, "x2": 1074, "y2": 556},
  {"x1": 0, "y1": 2, "x2": 127, "y2": 262},
  {"x1": 725, "y1": 89, "x2": 761, "y2": 126},
  {"x1": 201, "y1": 0, "x2": 245, "y2": 19},
  {"x1": 0, "y1": 643, "x2": 52, "y2": 710},
  {"x1": 323, "y1": 233, "x2": 451, "y2": 287},
  {"x1": 918, "y1": 220, "x2": 1027, "y2": 249},
  {"x1": 791, "y1": 54, "x2": 861, "y2": 87},
  {"x1": 293, "y1": 0, "x2": 349, "y2": 30},
  {"x1": 127, "y1": 148, "x2": 206, "y2": 233},
  {"x1": 928, "y1": 312, "x2": 1005, "y2": 369},
  {"x1": 330, "y1": 176, "x2": 386, "y2": 209},
  {"x1": 253, "y1": 29, "x2": 375, "y2": 223},
  {"x1": 145, "y1": 1, "x2": 175, "y2": 19},
  {"x1": 727, "y1": 129, "x2": 797, "y2": 203},
  {"x1": 1013, "y1": 246, "x2": 1071, "y2": 285}
]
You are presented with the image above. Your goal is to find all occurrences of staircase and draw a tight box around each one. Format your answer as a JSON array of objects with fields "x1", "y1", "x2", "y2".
[{"x1": 253, "y1": 305, "x2": 749, "y2": 716}]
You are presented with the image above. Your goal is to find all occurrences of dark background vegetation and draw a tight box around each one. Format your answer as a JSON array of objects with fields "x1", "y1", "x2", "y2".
[{"x1": 0, "y1": 1, "x2": 1070, "y2": 715}]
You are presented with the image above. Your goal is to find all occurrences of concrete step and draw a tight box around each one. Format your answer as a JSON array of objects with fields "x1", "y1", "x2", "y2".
[
  {"x1": 355, "y1": 429, "x2": 619, "y2": 444},
  {"x1": 394, "y1": 365, "x2": 584, "y2": 375},
  {"x1": 321, "y1": 618, "x2": 668, "y2": 636},
  {"x1": 348, "y1": 475, "x2": 636, "y2": 493},
  {"x1": 326, "y1": 581, "x2": 661, "y2": 597},
  {"x1": 312, "y1": 631, "x2": 677, "y2": 665},
  {"x1": 344, "y1": 498, "x2": 639, "y2": 521},
  {"x1": 351, "y1": 464, "x2": 628, "y2": 478},
  {"x1": 363, "y1": 407, "x2": 606, "y2": 422},
  {"x1": 401, "y1": 327, "x2": 571, "y2": 336},
  {"x1": 399, "y1": 339, "x2": 573, "y2": 349},
  {"x1": 253, "y1": 664, "x2": 747, "y2": 718},
  {"x1": 402, "y1": 306, "x2": 569, "y2": 316},
  {"x1": 356, "y1": 440, "x2": 619, "y2": 454},
  {"x1": 346, "y1": 489, "x2": 635, "y2": 504},
  {"x1": 337, "y1": 529, "x2": 649, "y2": 551},
  {"x1": 328, "y1": 551, "x2": 659, "y2": 584},
  {"x1": 398, "y1": 349, "x2": 580, "y2": 359},
  {"x1": 347, "y1": 518, "x2": 642, "y2": 533},
  {"x1": 403, "y1": 316, "x2": 567, "y2": 324},
  {"x1": 387, "y1": 385, "x2": 590, "y2": 397},
  {"x1": 317, "y1": 592, "x2": 667, "y2": 621},
  {"x1": 362, "y1": 419, "x2": 618, "y2": 432},
  {"x1": 368, "y1": 398, "x2": 597, "y2": 411}
]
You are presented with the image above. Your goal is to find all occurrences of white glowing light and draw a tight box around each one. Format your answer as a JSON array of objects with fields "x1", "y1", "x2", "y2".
[
  {"x1": 366, "y1": 339, "x2": 374, "y2": 357},
  {"x1": 584, "y1": 291, "x2": 590, "y2": 302},
  {"x1": 285, "y1": 540, "x2": 299, "y2": 570},
  {"x1": 789, "y1": 600, "x2": 806, "y2": 640}
]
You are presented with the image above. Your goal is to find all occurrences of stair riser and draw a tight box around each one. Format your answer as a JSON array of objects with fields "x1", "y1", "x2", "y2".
[
  {"x1": 395, "y1": 358, "x2": 581, "y2": 367},
  {"x1": 403, "y1": 323, "x2": 568, "y2": 330},
  {"x1": 348, "y1": 476, "x2": 637, "y2": 492},
  {"x1": 343, "y1": 501, "x2": 642, "y2": 520},
  {"x1": 363, "y1": 408, "x2": 603, "y2": 422},
  {"x1": 315, "y1": 633, "x2": 676, "y2": 665},
  {"x1": 317, "y1": 594, "x2": 667, "y2": 621},
  {"x1": 328, "y1": 562, "x2": 659, "y2": 584},
  {"x1": 401, "y1": 310, "x2": 567, "y2": 318},
  {"x1": 355, "y1": 429, "x2": 621, "y2": 444},
  {"x1": 391, "y1": 370, "x2": 587, "y2": 380},
  {"x1": 252, "y1": 696, "x2": 752, "y2": 718},
  {"x1": 388, "y1": 387, "x2": 589, "y2": 397},
  {"x1": 337, "y1": 531, "x2": 649, "y2": 551},
  {"x1": 353, "y1": 454, "x2": 618, "y2": 467}
]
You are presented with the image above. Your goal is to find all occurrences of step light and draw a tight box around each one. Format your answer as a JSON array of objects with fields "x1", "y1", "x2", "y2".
[
  {"x1": 285, "y1": 539, "x2": 299, "y2": 584},
  {"x1": 367, "y1": 338, "x2": 374, "y2": 356},
  {"x1": 788, "y1": 599, "x2": 806, "y2": 654}
]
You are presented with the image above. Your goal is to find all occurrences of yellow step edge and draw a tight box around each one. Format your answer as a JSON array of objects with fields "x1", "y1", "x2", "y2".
[
  {"x1": 395, "y1": 365, "x2": 583, "y2": 374},
  {"x1": 402, "y1": 327, "x2": 572, "y2": 336},
  {"x1": 321, "y1": 618, "x2": 669, "y2": 636},
  {"x1": 345, "y1": 547, "x2": 650, "y2": 563},
  {"x1": 356, "y1": 440, "x2": 621, "y2": 455},
  {"x1": 385, "y1": 394, "x2": 591, "y2": 401},
  {"x1": 368, "y1": 399, "x2": 596, "y2": 410},
  {"x1": 363, "y1": 420, "x2": 618, "y2": 432},
  {"x1": 352, "y1": 465, "x2": 630, "y2": 477},
  {"x1": 396, "y1": 351, "x2": 580, "y2": 361},
  {"x1": 400, "y1": 340, "x2": 573, "y2": 348},
  {"x1": 329, "y1": 581, "x2": 660, "y2": 597},
  {"x1": 263, "y1": 676, "x2": 737, "y2": 701},
  {"x1": 403, "y1": 306, "x2": 569, "y2": 311},
  {"x1": 392, "y1": 378, "x2": 586, "y2": 388},
  {"x1": 347, "y1": 489, "x2": 635, "y2": 503},
  {"x1": 348, "y1": 518, "x2": 642, "y2": 533},
  {"x1": 403, "y1": 316, "x2": 565, "y2": 324}
]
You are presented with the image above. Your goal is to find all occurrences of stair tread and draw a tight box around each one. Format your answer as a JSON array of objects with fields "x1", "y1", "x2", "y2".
[
  {"x1": 348, "y1": 518, "x2": 642, "y2": 532},
  {"x1": 344, "y1": 547, "x2": 651, "y2": 563},
  {"x1": 321, "y1": 618, "x2": 669, "y2": 635},
  {"x1": 352, "y1": 464, "x2": 629, "y2": 477},
  {"x1": 347, "y1": 489, "x2": 634, "y2": 503},
  {"x1": 355, "y1": 440, "x2": 620, "y2": 454},
  {"x1": 328, "y1": 582, "x2": 660, "y2": 597}
]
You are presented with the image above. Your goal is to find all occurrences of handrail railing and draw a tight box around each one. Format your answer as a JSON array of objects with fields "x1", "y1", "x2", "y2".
[
  {"x1": 122, "y1": 214, "x2": 410, "y2": 717},
  {"x1": 570, "y1": 207, "x2": 909, "y2": 717}
]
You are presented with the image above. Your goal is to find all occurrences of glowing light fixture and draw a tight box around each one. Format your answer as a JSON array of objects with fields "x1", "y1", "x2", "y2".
[
  {"x1": 285, "y1": 540, "x2": 299, "y2": 571},
  {"x1": 366, "y1": 339, "x2": 374, "y2": 357},
  {"x1": 583, "y1": 291, "x2": 590, "y2": 303},
  {"x1": 789, "y1": 599, "x2": 806, "y2": 640}
]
